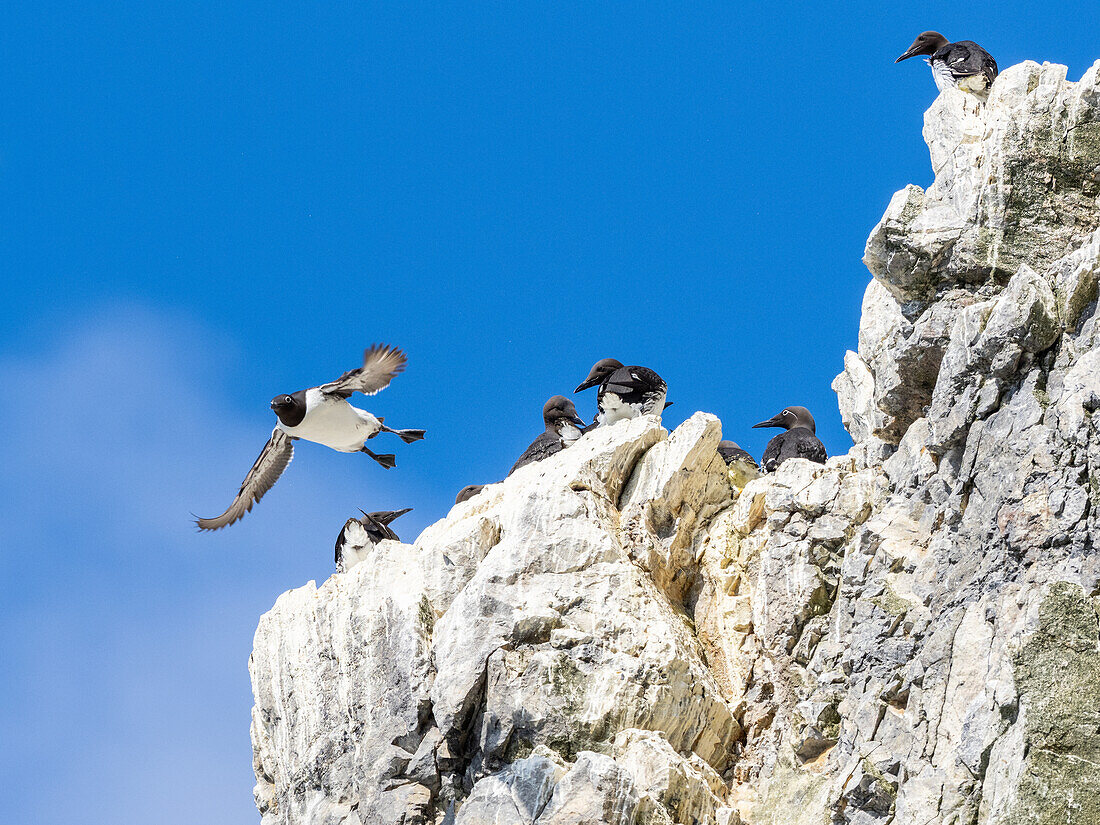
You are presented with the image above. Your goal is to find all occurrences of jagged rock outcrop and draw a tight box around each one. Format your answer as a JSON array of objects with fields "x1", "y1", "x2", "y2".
[{"x1": 251, "y1": 60, "x2": 1100, "y2": 825}]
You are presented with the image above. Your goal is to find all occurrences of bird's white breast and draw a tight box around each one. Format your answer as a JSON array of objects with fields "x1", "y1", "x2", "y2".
[
  {"x1": 278, "y1": 389, "x2": 381, "y2": 451},
  {"x1": 597, "y1": 393, "x2": 638, "y2": 426},
  {"x1": 559, "y1": 422, "x2": 583, "y2": 443},
  {"x1": 338, "y1": 541, "x2": 372, "y2": 573}
]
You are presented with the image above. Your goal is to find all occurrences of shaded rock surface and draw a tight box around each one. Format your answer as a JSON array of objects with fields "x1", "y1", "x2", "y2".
[{"x1": 252, "y1": 61, "x2": 1100, "y2": 824}]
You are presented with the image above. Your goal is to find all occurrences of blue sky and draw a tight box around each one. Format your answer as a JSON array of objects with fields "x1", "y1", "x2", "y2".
[{"x1": 1, "y1": 3, "x2": 1095, "y2": 822}]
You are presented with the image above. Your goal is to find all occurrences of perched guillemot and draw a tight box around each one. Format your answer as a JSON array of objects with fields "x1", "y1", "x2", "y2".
[
  {"x1": 195, "y1": 344, "x2": 425, "y2": 530},
  {"x1": 335, "y1": 508, "x2": 413, "y2": 572},
  {"x1": 574, "y1": 358, "x2": 669, "y2": 427},
  {"x1": 752, "y1": 406, "x2": 827, "y2": 472},
  {"x1": 455, "y1": 484, "x2": 487, "y2": 504},
  {"x1": 508, "y1": 395, "x2": 588, "y2": 475},
  {"x1": 895, "y1": 32, "x2": 998, "y2": 96}
]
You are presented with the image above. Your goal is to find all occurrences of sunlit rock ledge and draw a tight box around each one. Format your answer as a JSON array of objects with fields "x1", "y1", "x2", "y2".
[{"x1": 251, "y1": 60, "x2": 1100, "y2": 825}]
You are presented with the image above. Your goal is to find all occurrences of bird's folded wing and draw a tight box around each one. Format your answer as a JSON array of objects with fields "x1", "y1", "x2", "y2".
[
  {"x1": 603, "y1": 377, "x2": 640, "y2": 396},
  {"x1": 798, "y1": 437, "x2": 827, "y2": 463},
  {"x1": 761, "y1": 436, "x2": 783, "y2": 472},
  {"x1": 605, "y1": 367, "x2": 664, "y2": 396},
  {"x1": 195, "y1": 428, "x2": 295, "y2": 530},
  {"x1": 319, "y1": 343, "x2": 408, "y2": 398},
  {"x1": 508, "y1": 434, "x2": 562, "y2": 476},
  {"x1": 943, "y1": 43, "x2": 996, "y2": 79}
]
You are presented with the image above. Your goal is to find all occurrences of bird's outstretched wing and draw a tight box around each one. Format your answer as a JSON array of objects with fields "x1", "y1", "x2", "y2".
[
  {"x1": 319, "y1": 344, "x2": 408, "y2": 399},
  {"x1": 195, "y1": 428, "x2": 295, "y2": 531}
]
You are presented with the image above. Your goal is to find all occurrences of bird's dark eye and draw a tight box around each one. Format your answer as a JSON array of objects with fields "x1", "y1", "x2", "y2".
[{"x1": 285, "y1": 396, "x2": 293, "y2": 403}]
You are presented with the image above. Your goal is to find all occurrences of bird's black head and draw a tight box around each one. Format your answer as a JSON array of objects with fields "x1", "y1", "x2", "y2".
[
  {"x1": 456, "y1": 484, "x2": 486, "y2": 504},
  {"x1": 752, "y1": 406, "x2": 816, "y2": 433},
  {"x1": 574, "y1": 358, "x2": 624, "y2": 393},
  {"x1": 270, "y1": 390, "x2": 307, "y2": 427},
  {"x1": 543, "y1": 395, "x2": 588, "y2": 431},
  {"x1": 896, "y1": 31, "x2": 949, "y2": 63}
]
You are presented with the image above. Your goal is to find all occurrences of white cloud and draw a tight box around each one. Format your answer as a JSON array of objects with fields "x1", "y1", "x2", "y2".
[{"x1": 0, "y1": 305, "x2": 411, "y2": 825}]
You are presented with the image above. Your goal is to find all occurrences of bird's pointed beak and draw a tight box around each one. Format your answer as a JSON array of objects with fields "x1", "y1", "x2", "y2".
[
  {"x1": 574, "y1": 377, "x2": 599, "y2": 393},
  {"x1": 753, "y1": 414, "x2": 782, "y2": 429},
  {"x1": 663, "y1": 401, "x2": 673, "y2": 410},
  {"x1": 569, "y1": 414, "x2": 587, "y2": 428},
  {"x1": 895, "y1": 44, "x2": 922, "y2": 63}
]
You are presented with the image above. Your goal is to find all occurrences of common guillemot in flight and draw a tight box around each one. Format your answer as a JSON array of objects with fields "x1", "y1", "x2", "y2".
[
  {"x1": 573, "y1": 358, "x2": 669, "y2": 427},
  {"x1": 896, "y1": 32, "x2": 998, "y2": 96},
  {"x1": 508, "y1": 395, "x2": 588, "y2": 475},
  {"x1": 195, "y1": 344, "x2": 425, "y2": 530},
  {"x1": 455, "y1": 484, "x2": 487, "y2": 504},
  {"x1": 752, "y1": 406, "x2": 827, "y2": 472},
  {"x1": 335, "y1": 508, "x2": 413, "y2": 572},
  {"x1": 718, "y1": 440, "x2": 761, "y2": 489}
]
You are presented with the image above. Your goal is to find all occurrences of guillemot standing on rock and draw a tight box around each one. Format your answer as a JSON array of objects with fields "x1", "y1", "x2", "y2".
[
  {"x1": 195, "y1": 344, "x2": 425, "y2": 530},
  {"x1": 335, "y1": 508, "x2": 413, "y2": 572},
  {"x1": 508, "y1": 395, "x2": 588, "y2": 475},
  {"x1": 896, "y1": 32, "x2": 998, "y2": 96},
  {"x1": 752, "y1": 406, "x2": 827, "y2": 472},
  {"x1": 574, "y1": 358, "x2": 669, "y2": 427}
]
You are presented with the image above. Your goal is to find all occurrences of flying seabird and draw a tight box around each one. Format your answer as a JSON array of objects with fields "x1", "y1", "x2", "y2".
[
  {"x1": 895, "y1": 32, "x2": 998, "y2": 96},
  {"x1": 574, "y1": 358, "x2": 669, "y2": 427},
  {"x1": 455, "y1": 484, "x2": 487, "y2": 504},
  {"x1": 752, "y1": 406, "x2": 827, "y2": 473},
  {"x1": 718, "y1": 440, "x2": 761, "y2": 490},
  {"x1": 195, "y1": 344, "x2": 425, "y2": 530},
  {"x1": 508, "y1": 395, "x2": 588, "y2": 475},
  {"x1": 335, "y1": 508, "x2": 413, "y2": 572}
]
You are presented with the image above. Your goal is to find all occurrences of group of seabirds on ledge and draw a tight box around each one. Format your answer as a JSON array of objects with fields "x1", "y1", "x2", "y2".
[
  {"x1": 195, "y1": 31, "x2": 1001, "y2": 569},
  {"x1": 195, "y1": 344, "x2": 829, "y2": 569}
]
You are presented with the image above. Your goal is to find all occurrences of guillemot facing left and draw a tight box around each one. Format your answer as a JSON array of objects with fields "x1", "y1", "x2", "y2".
[
  {"x1": 896, "y1": 32, "x2": 998, "y2": 96},
  {"x1": 508, "y1": 395, "x2": 588, "y2": 475},
  {"x1": 335, "y1": 508, "x2": 412, "y2": 572},
  {"x1": 752, "y1": 406, "x2": 827, "y2": 472},
  {"x1": 574, "y1": 358, "x2": 669, "y2": 427},
  {"x1": 195, "y1": 344, "x2": 425, "y2": 531}
]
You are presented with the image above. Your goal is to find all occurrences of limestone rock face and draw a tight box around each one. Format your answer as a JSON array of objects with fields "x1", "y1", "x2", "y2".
[
  {"x1": 849, "y1": 60, "x2": 1100, "y2": 443},
  {"x1": 252, "y1": 61, "x2": 1100, "y2": 825}
]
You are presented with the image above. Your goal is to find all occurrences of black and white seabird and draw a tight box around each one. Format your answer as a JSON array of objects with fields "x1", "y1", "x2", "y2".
[
  {"x1": 195, "y1": 344, "x2": 425, "y2": 531},
  {"x1": 896, "y1": 32, "x2": 998, "y2": 96},
  {"x1": 718, "y1": 440, "x2": 761, "y2": 489},
  {"x1": 455, "y1": 484, "x2": 487, "y2": 504},
  {"x1": 752, "y1": 406, "x2": 827, "y2": 473},
  {"x1": 574, "y1": 358, "x2": 669, "y2": 427},
  {"x1": 508, "y1": 395, "x2": 587, "y2": 475},
  {"x1": 335, "y1": 508, "x2": 413, "y2": 572}
]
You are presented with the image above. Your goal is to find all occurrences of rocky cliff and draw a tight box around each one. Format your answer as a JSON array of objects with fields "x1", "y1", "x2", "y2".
[{"x1": 249, "y1": 60, "x2": 1100, "y2": 825}]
